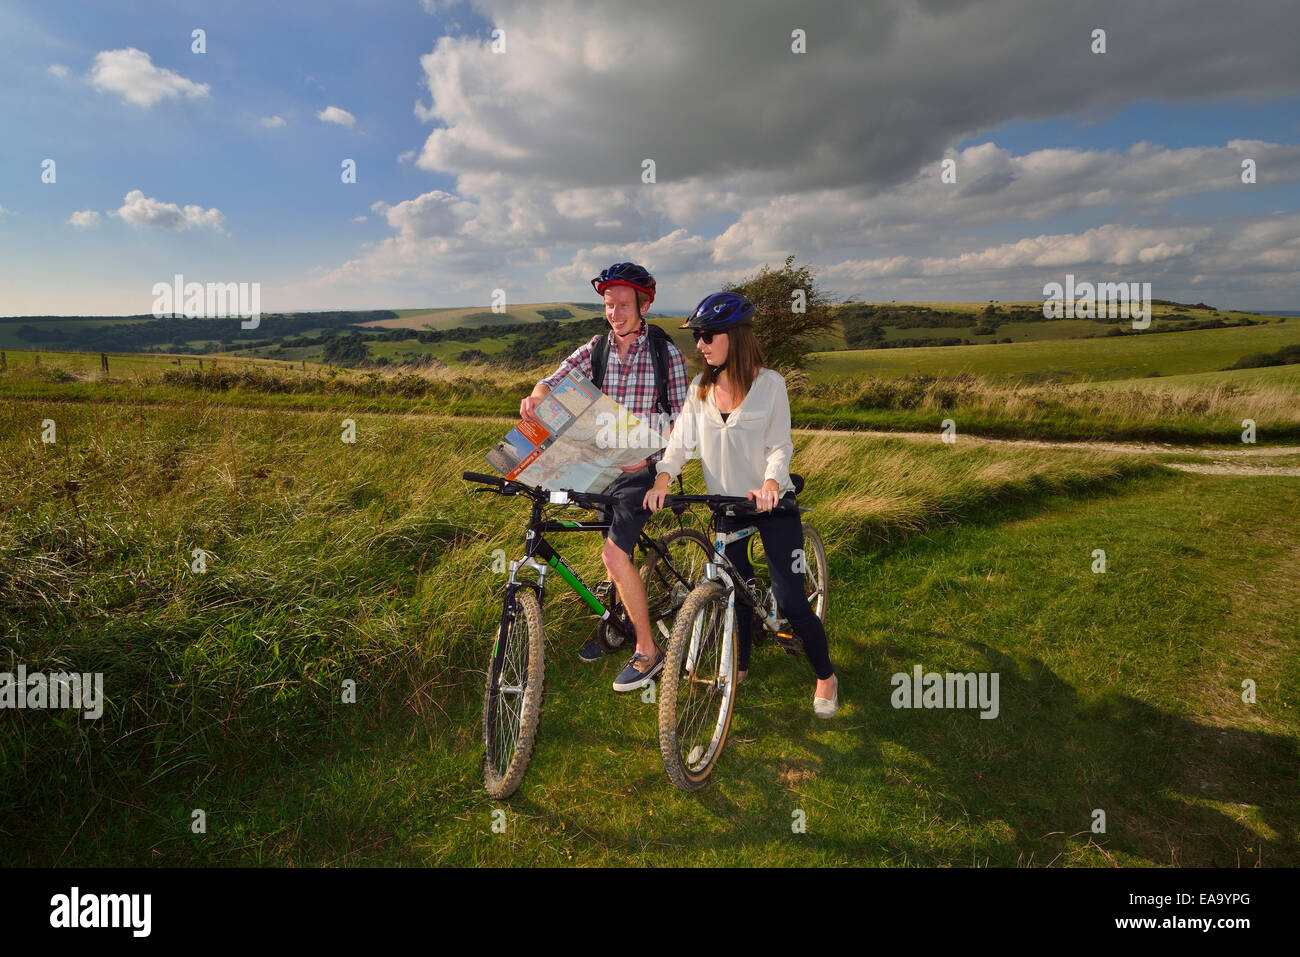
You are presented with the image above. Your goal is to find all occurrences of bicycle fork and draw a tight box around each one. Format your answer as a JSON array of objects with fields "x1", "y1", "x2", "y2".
[{"x1": 691, "y1": 562, "x2": 737, "y2": 689}]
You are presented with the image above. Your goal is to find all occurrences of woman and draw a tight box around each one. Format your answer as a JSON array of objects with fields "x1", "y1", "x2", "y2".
[{"x1": 644, "y1": 292, "x2": 838, "y2": 717}]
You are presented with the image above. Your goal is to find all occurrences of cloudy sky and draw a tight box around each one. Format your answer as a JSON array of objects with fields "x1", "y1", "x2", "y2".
[{"x1": 2, "y1": 0, "x2": 1298, "y2": 316}]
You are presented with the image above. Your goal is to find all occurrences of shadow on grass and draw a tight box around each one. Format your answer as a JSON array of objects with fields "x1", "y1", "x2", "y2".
[
  {"x1": 843, "y1": 466, "x2": 1178, "y2": 557},
  {"x1": 583, "y1": 628, "x2": 1298, "y2": 867}
]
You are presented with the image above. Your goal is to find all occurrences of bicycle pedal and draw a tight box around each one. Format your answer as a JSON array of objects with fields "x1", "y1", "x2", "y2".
[
  {"x1": 774, "y1": 632, "x2": 806, "y2": 656},
  {"x1": 593, "y1": 580, "x2": 613, "y2": 602}
]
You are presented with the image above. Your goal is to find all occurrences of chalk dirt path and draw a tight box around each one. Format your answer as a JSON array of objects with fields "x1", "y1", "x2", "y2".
[
  {"x1": 7, "y1": 396, "x2": 1299, "y2": 476},
  {"x1": 796, "y1": 428, "x2": 1300, "y2": 476}
]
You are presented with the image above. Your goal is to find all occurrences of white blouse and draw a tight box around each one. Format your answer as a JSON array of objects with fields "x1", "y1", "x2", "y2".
[{"x1": 655, "y1": 367, "x2": 795, "y2": 497}]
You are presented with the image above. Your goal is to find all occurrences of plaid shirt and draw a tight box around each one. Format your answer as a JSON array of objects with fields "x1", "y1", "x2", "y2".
[
  {"x1": 538, "y1": 328, "x2": 691, "y2": 462},
  {"x1": 540, "y1": 328, "x2": 689, "y2": 455}
]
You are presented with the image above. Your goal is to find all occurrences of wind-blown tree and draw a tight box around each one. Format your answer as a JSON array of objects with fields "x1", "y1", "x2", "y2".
[{"x1": 723, "y1": 255, "x2": 838, "y2": 372}]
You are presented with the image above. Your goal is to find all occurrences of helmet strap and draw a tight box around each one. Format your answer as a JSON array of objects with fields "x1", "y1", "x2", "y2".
[{"x1": 607, "y1": 287, "x2": 646, "y2": 345}]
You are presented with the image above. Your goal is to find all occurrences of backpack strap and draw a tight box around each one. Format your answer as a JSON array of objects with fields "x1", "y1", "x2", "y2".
[
  {"x1": 592, "y1": 324, "x2": 674, "y2": 415},
  {"x1": 647, "y1": 324, "x2": 672, "y2": 415},
  {"x1": 589, "y1": 332, "x2": 610, "y2": 390}
]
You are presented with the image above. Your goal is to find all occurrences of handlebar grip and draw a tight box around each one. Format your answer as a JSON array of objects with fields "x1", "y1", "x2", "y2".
[{"x1": 462, "y1": 471, "x2": 505, "y2": 488}]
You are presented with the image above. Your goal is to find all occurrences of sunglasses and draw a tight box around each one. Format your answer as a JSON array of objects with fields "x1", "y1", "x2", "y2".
[{"x1": 692, "y1": 330, "x2": 722, "y2": 344}]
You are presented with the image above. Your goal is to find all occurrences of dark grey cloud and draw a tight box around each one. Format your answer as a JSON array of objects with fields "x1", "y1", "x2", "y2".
[{"x1": 415, "y1": 0, "x2": 1300, "y2": 196}]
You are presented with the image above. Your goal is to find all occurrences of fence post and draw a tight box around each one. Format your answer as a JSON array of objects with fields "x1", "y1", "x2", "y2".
[
  {"x1": 1, "y1": 351, "x2": 6, "y2": 371},
  {"x1": 101, "y1": 352, "x2": 109, "y2": 373}
]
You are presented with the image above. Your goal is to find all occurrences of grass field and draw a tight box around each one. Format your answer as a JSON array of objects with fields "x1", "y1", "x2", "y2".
[
  {"x1": 1088, "y1": 363, "x2": 1300, "y2": 392},
  {"x1": 808, "y1": 320, "x2": 1300, "y2": 383},
  {"x1": 4, "y1": 343, "x2": 1299, "y2": 445},
  {"x1": 1, "y1": 391, "x2": 1296, "y2": 866}
]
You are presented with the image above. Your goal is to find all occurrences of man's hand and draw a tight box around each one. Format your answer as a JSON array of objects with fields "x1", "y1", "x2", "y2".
[
  {"x1": 520, "y1": 390, "x2": 547, "y2": 422},
  {"x1": 620, "y1": 457, "x2": 650, "y2": 473}
]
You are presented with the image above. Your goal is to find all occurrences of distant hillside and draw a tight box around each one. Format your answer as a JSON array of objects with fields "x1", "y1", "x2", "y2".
[
  {"x1": 5, "y1": 298, "x2": 1288, "y2": 377},
  {"x1": 362, "y1": 302, "x2": 609, "y2": 331}
]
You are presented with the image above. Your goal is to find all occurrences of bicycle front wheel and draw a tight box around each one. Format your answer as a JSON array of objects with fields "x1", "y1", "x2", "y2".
[
  {"x1": 657, "y1": 580, "x2": 736, "y2": 791},
  {"x1": 482, "y1": 588, "x2": 546, "y2": 799}
]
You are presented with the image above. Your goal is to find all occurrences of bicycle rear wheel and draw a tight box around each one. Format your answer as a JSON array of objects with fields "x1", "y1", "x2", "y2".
[
  {"x1": 657, "y1": 580, "x2": 736, "y2": 791},
  {"x1": 641, "y1": 527, "x2": 715, "y2": 643},
  {"x1": 482, "y1": 588, "x2": 546, "y2": 799},
  {"x1": 801, "y1": 523, "x2": 829, "y2": 622}
]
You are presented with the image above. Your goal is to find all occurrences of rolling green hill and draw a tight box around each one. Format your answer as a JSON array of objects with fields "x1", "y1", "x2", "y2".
[
  {"x1": 361, "y1": 302, "x2": 607, "y2": 331},
  {"x1": 808, "y1": 320, "x2": 1300, "y2": 384}
]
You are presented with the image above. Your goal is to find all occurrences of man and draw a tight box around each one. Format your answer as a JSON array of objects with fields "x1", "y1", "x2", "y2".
[{"x1": 520, "y1": 263, "x2": 688, "y2": 691}]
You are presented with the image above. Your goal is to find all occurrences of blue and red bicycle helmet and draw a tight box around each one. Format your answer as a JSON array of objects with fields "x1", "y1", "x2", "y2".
[
  {"x1": 591, "y1": 262, "x2": 656, "y2": 304},
  {"x1": 681, "y1": 291, "x2": 756, "y2": 331}
]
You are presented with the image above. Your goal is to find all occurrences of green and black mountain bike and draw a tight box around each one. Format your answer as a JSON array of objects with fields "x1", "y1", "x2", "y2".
[{"x1": 462, "y1": 471, "x2": 713, "y2": 799}]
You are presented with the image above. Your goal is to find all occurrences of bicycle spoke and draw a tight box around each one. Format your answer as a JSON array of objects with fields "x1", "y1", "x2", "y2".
[
  {"x1": 489, "y1": 607, "x2": 530, "y2": 779},
  {"x1": 673, "y1": 596, "x2": 731, "y2": 771}
]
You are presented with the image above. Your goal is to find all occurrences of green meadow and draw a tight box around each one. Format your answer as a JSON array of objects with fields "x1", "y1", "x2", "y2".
[
  {"x1": 807, "y1": 320, "x2": 1300, "y2": 383},
  {"x1": 1, "y1": 381, "x2": 1296, "y2": 866}
]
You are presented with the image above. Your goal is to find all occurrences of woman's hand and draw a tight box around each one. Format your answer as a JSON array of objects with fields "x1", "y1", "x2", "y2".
[
  {"x1": 748, "y1": 479, "x2": 781, "y2": 512},
  {"x1": 644, "y1": 474, "x2": 672, "y2": 514}
]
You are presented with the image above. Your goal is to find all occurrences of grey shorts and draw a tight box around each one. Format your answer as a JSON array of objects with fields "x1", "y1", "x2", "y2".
[{"x1": 598, "y1": 464, "x2": 658, "y2": 558}]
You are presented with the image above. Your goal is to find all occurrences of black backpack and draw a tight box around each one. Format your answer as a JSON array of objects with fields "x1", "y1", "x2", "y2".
[{"x1": 590, "y1": 323, "x2": 676, "y2": 414}]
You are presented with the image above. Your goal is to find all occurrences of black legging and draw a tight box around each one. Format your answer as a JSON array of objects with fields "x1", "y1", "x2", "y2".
[{"x1": 718, "y1": 493, "x2": 834, "y2": 680}]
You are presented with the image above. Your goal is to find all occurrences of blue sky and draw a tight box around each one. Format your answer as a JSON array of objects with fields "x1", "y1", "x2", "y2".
[{"x1": 2, "y1": 0, "x2": 1298, "y2": 316}]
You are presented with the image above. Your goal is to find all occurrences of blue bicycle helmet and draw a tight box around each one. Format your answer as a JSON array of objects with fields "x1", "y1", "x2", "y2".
[
  {"x1": 591, "y1": 262, "x2": 656, "y2": 304},
  {"x1": 681, "y1": 291, "x2": 756, "y2": 331}
]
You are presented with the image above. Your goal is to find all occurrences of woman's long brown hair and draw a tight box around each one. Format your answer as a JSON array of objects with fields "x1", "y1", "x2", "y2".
[{"x1": 695, "y1": 324, "x2": 764, "y2": 405}]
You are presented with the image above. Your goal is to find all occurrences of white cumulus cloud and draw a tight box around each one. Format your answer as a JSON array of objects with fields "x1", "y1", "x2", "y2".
[
  {"x1": 113, "y1": 190, "x2": 225, "y2": 231},
  {"x1": 87, "y1": 48, "x2": 210, "y2": 107},
  {"x1": 68, "y1": 210, "x2": 101, "y2": 228},
  {"x1": 260, "y1": 115, "x2": 286, "y2": 128},
  {"x1": 48, "y1": 64, "x2": 69, "y2": 78},
  {"x1": 316, "y1": 106, "x2": 356, "y2": 127}
]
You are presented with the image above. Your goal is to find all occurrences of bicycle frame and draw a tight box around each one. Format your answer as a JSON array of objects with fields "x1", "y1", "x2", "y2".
[
  {"x1": 702, "y1": 523, "x2": 786, "y2": 635},
  {"x1": 499, "y1": 490, "x2": 697, "y2": 640},
  {"x1": 503, "y1": 492, "x2": 614, "y2": 621}
]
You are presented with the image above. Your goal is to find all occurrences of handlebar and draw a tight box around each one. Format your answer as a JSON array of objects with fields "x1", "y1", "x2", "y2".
[
  {"x1": 461, "y1": 471, "x2": 618, "y2": 508},
  {"x1": 663, "y1": 493, "x2": 801, "y2": 517},
  {"x1": 462, "y1": 473, "x2": 799, "y2": 517},
  {"x1": 462, "y1": 471, "x2": 506, "y2": 490}
]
